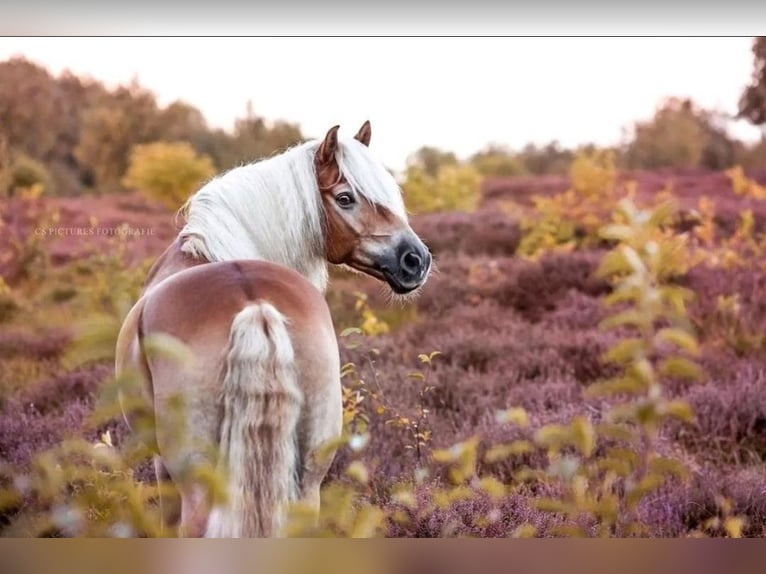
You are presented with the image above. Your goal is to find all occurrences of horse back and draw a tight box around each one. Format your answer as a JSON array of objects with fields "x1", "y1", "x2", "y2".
[{"x1": 140, "y1": 259, "x2": 334, "y2": 340}]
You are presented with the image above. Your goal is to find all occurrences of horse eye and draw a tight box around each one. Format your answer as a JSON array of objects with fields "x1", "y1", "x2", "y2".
[{"x1": 335, "y1": 192, "x2": 355, "y2": 208}]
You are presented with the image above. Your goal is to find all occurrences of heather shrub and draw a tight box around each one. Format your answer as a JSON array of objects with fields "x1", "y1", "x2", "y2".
[
  {"x1": 677, "y1": 360, "x2": 766, "y2": 466},
  {"x1": 684, "y1": 264, "x2": 766, "y2": 356},
  {"x1": 495, "y1": 251, "x2": 610, "y2": 322},
  {"x1": 519, "y1": 198, "x2": 711, "y2": 537},
  {"x1": 2, "y1": 159, "x2": 765, "y2": 538},
  {"x1": 122, "y1": 141, "x2": 215, "y2": 209},
  {"x1": 0, "y1": 194, "x2": 58, "y2": 285},
  {"x1": 412, "y1": 210, "x2": 521, "y2": 257},
  {"x1": 0, "y1": 277, "x2": 20, "y2": 323},
  {"x1": 0, "y1": 135, "x2": 8, "y2": 196},
  {"x1": 0, "y1": 335, "x2": 226, "y2": 537}
]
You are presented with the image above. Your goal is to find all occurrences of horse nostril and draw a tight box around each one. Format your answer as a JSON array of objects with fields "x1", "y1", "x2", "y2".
[{"x1": 400, "y1": 250, "x2": 422, "y2": 274}]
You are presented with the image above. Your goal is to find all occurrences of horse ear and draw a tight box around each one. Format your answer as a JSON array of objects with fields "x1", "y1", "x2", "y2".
[
  {"x1": 354, "y1": 120, "x2": 371, "y2": 147},
  {"x1": 317, "y1": 125, "x2": 340, "y2": 165}
]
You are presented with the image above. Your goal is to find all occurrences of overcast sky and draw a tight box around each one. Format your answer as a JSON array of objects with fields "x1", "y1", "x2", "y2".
[{"x1": 0, "y1": 37, "x2": 761, "y2": 171}]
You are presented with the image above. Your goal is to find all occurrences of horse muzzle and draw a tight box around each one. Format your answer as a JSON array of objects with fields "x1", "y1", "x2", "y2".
[{"x1": 378, "y1": 237, "x2": 432, "y2": 294}]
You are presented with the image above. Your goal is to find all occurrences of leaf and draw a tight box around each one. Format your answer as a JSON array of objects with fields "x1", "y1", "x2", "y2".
[
  {"x1": 596, "y1": 422, "x2": 635, "y2": 442},
  {"x1": 351, "y1": 506, "x2": 384, "y2": 538},
  {"x1": 478, "y1": 477, "x2": 507, "y2": 500},
  {"x1": 494, "y1": 407, "x2": 530, "y2": 427},
  {"x1": 648, "y1": 455, "x2": 689, "y2": 479},
  {"x1": 571, "y1": 416, "x2": 596, "y2": 458},
  {"x1": 595, "y1": 457, "x2": 633, "y2": 477},
  {"x1": 621, "y1": 246, "x2": 647, "y2": 275},
  {"x1": 419, "y1": 351, "x2": 442, "y2": 364},
  {"x1": 662, "y1": 400, "x2": 696, "y2": 425},
  {"x1": 658, "y1": 357, "x2": 703, "y2": 381},
  {"x1": 142, "y1": 332, "x2": 195, "y2": 369},
  {"x1": 599, "y1": 223, "x2": 635, "y2": 242},
  {"x1": 628, "y1": 358, "x2": 655, "y2": 386},
  {"x1": 605, "y1": 447, "x2": 639, "y2": 467},
  {"x1": 596, "y1": 250, "x2": 631, "y2": 278},
  {"x1": 534, "y1": 424, "x2": 569, "y2": 452},
  {"x1": 339, "y1": 327, "x2": 363, "y2": 338},
  {"x1": 586, "y1": 376, "x2": 645, "y2": 398},
  {"x1": 625, "y1": 474, "x2": 666, "y2": 509},
  {"x1": 345, "y1": 461, "x2": 369, "y2": 484},
  {"x1": 340, "y1": 362, "x2": 357, "y2": 377},
  {"x1": 655, "y1": 327, "x2": 700, "y2": 356},
  {"x1": 601, "y1": 338, "x2": 645, "y2": 365},
  {"x1": 606, "y1": 403, "x2": 637, "y2": 424},
  {"x1": 599, "y1": 309, "x2": 646, "y2": 331},
  {"x1": 510, "y1": 523, "x2": 537, "y2": 538},
  {"x1": 603, "y1": 285, "x2": 641, "y2": 307},
  {"x1": 532, "y1": 497, "x2": 572, "y2": 514},
  {"x1": 648, "y1": 200, "x2": 678, "y2": 227},
  {"x1": 484, "y1": 440, "x2": 533, "y2": 463},
  {"x1": 391, "y1": 487, "x2": 417, "y2": 510},
  {"x1": 724, "y1": 517, "x2": 746, "y2": 538}
]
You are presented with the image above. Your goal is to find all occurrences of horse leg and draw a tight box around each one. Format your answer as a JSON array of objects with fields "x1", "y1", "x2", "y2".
[
  {"x1": 151, "y1": 369, "x2": 223, "y2": 538},
  {"x1": 296, "y1": 365, "x2": 343, "y2": 523}
]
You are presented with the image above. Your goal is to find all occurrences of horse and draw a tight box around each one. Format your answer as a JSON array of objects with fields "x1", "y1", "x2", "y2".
[{"x1": 114, "y1": 121, "x2": 432, "y2": 538}]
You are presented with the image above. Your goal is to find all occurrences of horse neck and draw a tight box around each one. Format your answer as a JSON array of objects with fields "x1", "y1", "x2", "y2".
[
  {"x1": 178, "y1": 152, "x2": 329, "y2": 292},
  {"x1": 142, "y1": 238, "x2": 207, "y2": 294}
]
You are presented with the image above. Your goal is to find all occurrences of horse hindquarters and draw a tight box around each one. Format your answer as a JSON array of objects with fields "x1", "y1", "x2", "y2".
[
  {"x1": 132, "y1": 261, "x2": 343, "y2": 538},
  {"x1": 205, "y1": 302, "x2": 303, "y2": 538}
]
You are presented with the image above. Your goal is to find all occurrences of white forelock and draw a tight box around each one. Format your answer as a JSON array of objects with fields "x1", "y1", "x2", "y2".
[{"x1": 178, "y1": 134, "x2": 406, "y2": 292}]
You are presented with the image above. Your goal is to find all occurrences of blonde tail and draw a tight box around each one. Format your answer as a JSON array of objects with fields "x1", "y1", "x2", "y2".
[{"x1": 205, "y1": 302, "x2": 303, "y2": 537}]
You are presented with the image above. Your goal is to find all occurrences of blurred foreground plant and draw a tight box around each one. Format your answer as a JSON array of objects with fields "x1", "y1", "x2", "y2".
[
  {"x1": 526, "y1": 198, "x2": 710, "y2": 536},
  {"x1": 1, "y1": 333, "x2": 226, "y2": 537}
]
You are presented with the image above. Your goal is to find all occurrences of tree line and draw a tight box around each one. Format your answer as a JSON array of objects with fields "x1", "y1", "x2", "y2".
[
  {"x1": 411, "y1": 37, "x2": 766, "y2": 179},
  {"x1": 2, "y1": 37, "x2": 766, "y2": 199},
  {"x1": 0, "y1": 57, "x2": 304, "y2": 197}
]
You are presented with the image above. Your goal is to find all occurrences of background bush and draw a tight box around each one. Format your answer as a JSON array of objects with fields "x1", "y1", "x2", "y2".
[
  {"x1": 402, "y1": 164, "x2": 482, "y2": 215},
  {"x1": 121, "y1": 141, "x2": 215, "y2": 209}
]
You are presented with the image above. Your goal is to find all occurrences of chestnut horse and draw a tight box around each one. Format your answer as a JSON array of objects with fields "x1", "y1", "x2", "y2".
[{"x1": 114, "y1": 122, "x2": 432, "y2": 538}]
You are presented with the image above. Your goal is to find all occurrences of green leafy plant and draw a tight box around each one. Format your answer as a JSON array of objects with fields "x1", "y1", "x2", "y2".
[
  {"x1": 0, "y1": 334, "x2": 227, "y2": 537},
  {"x1": 527, "y1": 198, "x2": 706, "y2": 536}
]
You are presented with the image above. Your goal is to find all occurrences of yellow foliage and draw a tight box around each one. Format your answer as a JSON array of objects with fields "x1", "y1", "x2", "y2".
[
  {"x1": 726, "y1": 165, "x2": 766, "y2": 200},
  {"x1": 402, "y1": 163, "x2": 481, "y2": 214},
  {"x1": 689, "y1": 194, "x2": 766, "y2": 271},
  {"x1": 353, "y1": 292, "x2": 390, "y2": 336},
  {"x1": 569, "y1": 149, "x2": 617, "y2": 199},
  {"x1": 518, "y1": 149, "x2": 620, "y2": 259},
  {"x1": 122, "y1": 141, "x2": 215, "y2": 209}
]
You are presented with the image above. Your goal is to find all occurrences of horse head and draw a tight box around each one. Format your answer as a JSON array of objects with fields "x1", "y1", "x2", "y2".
[{"x1": 314, "y1": 122, "x2": 432, "y2": 295}]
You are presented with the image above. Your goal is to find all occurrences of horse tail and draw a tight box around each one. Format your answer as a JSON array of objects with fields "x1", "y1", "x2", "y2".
[{"x1": 205, "y1": 302, "x2": 303, "y2": 538}]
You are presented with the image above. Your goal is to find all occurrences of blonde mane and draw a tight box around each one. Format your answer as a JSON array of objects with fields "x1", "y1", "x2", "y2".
[{"x1": 178, "y1": 135, "x2": 407, "y2": 292}]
